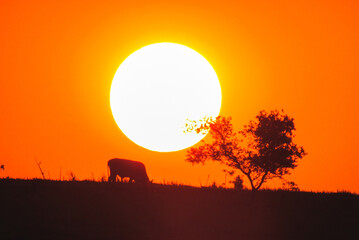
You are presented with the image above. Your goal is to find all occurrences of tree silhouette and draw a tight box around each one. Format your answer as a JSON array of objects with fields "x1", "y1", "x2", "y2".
[{"x1": 185, "y1": 110, "x2": 307, "y2": 191}]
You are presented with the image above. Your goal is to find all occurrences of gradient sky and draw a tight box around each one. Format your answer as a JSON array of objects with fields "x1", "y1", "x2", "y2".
[{"x1": 1, "y1": 0, "x2": 358, "y2": 192}]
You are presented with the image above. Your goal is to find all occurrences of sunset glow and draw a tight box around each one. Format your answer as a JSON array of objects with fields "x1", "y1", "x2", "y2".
[{"x1": 110, "y1": 43, "x2": 222, "y2": 152}]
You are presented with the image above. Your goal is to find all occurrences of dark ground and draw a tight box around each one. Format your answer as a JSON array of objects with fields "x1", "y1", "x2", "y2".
[{"x1": 0, "y1": 179, "x2": 358, "y2": 240}]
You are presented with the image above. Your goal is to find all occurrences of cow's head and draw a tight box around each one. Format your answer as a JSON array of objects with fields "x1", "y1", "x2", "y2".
[{"x1": 136, "y1": 176, "x2": 151, "y2": 184}]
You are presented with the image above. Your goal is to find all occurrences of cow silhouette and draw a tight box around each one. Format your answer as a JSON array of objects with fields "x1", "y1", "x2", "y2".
[{"x1": 107, "y1": 158, "x2": 150, "y2": 184}]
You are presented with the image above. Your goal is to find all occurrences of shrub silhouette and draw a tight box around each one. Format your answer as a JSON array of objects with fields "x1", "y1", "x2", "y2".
[
  {"x1": 282, "y1": 180, "x2": 300, "y2": 191},
  {"x1": 231, "y1": 175, "x2": 244, "y2": 190},
  {"x1": 185, "y1": 110, "x2": 306, "y2": 191}
]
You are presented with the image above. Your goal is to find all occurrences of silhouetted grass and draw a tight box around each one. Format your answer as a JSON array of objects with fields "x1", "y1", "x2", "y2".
[{"x1": 0, "y1": 178, "x2": 358, "y2": 240}]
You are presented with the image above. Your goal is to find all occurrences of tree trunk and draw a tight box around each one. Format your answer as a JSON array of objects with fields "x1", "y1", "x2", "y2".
[{"x1": 244, "y1": 171, "x2": 268, "y2": 191}]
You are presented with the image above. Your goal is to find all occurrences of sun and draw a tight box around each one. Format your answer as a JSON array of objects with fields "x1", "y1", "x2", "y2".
[{"x1": 110, "y1": 43, "x2": 221, "y2": 152}]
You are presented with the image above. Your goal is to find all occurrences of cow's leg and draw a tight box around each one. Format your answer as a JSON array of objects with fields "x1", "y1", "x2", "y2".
[
  {"x1": 129, "y1": 178, "x2": 134, "y2": 183},
  {"x1": 108, "y1": 173, "x2": 116, "y2": 182}
]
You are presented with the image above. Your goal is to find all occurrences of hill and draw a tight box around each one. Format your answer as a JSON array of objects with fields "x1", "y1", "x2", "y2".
[{"x1": 0, "y1": 179, "x2": 358, "y2": 239}]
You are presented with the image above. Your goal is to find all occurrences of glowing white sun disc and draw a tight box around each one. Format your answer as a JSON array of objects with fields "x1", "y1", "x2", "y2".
[{"x1": 110, "y1": 43, "x2": 221, "y2": 152}]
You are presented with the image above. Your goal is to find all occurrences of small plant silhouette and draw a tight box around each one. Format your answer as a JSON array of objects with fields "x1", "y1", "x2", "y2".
[
  {"x1": 0, "y1": 164, "x2": 4, "y2": 177},
  {"x1": 100, "y1": 174, "x2": 107, "y2": 182},
  {"x1": 231, "y1": 175, "x2": 244, "y2": 190},
  {"x1": 68, "y1": 171, "x2": 77, "y2": 181},
  {"x1": 36, "y1": 161, "x2": 46, "y2": 179}
]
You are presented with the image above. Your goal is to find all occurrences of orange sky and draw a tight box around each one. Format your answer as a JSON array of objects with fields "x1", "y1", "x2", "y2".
[{"x1": 1, "y1": 0, "x2": 358, "y2": 192}]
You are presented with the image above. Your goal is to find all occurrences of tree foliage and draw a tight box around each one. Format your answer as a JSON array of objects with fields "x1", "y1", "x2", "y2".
[{"x1": 185, "y1": 110, "x2": 307, "y2": 191}]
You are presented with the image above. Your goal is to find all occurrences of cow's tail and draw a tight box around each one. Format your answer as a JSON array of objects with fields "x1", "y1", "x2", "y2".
[{"x1": 107, "y1": 161, "x2": 110, "y2": 182}]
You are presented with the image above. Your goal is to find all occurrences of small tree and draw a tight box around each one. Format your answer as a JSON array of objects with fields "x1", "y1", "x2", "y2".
[{"x1": 185, "y1": 110, "x2": 306, "y2": 191}]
